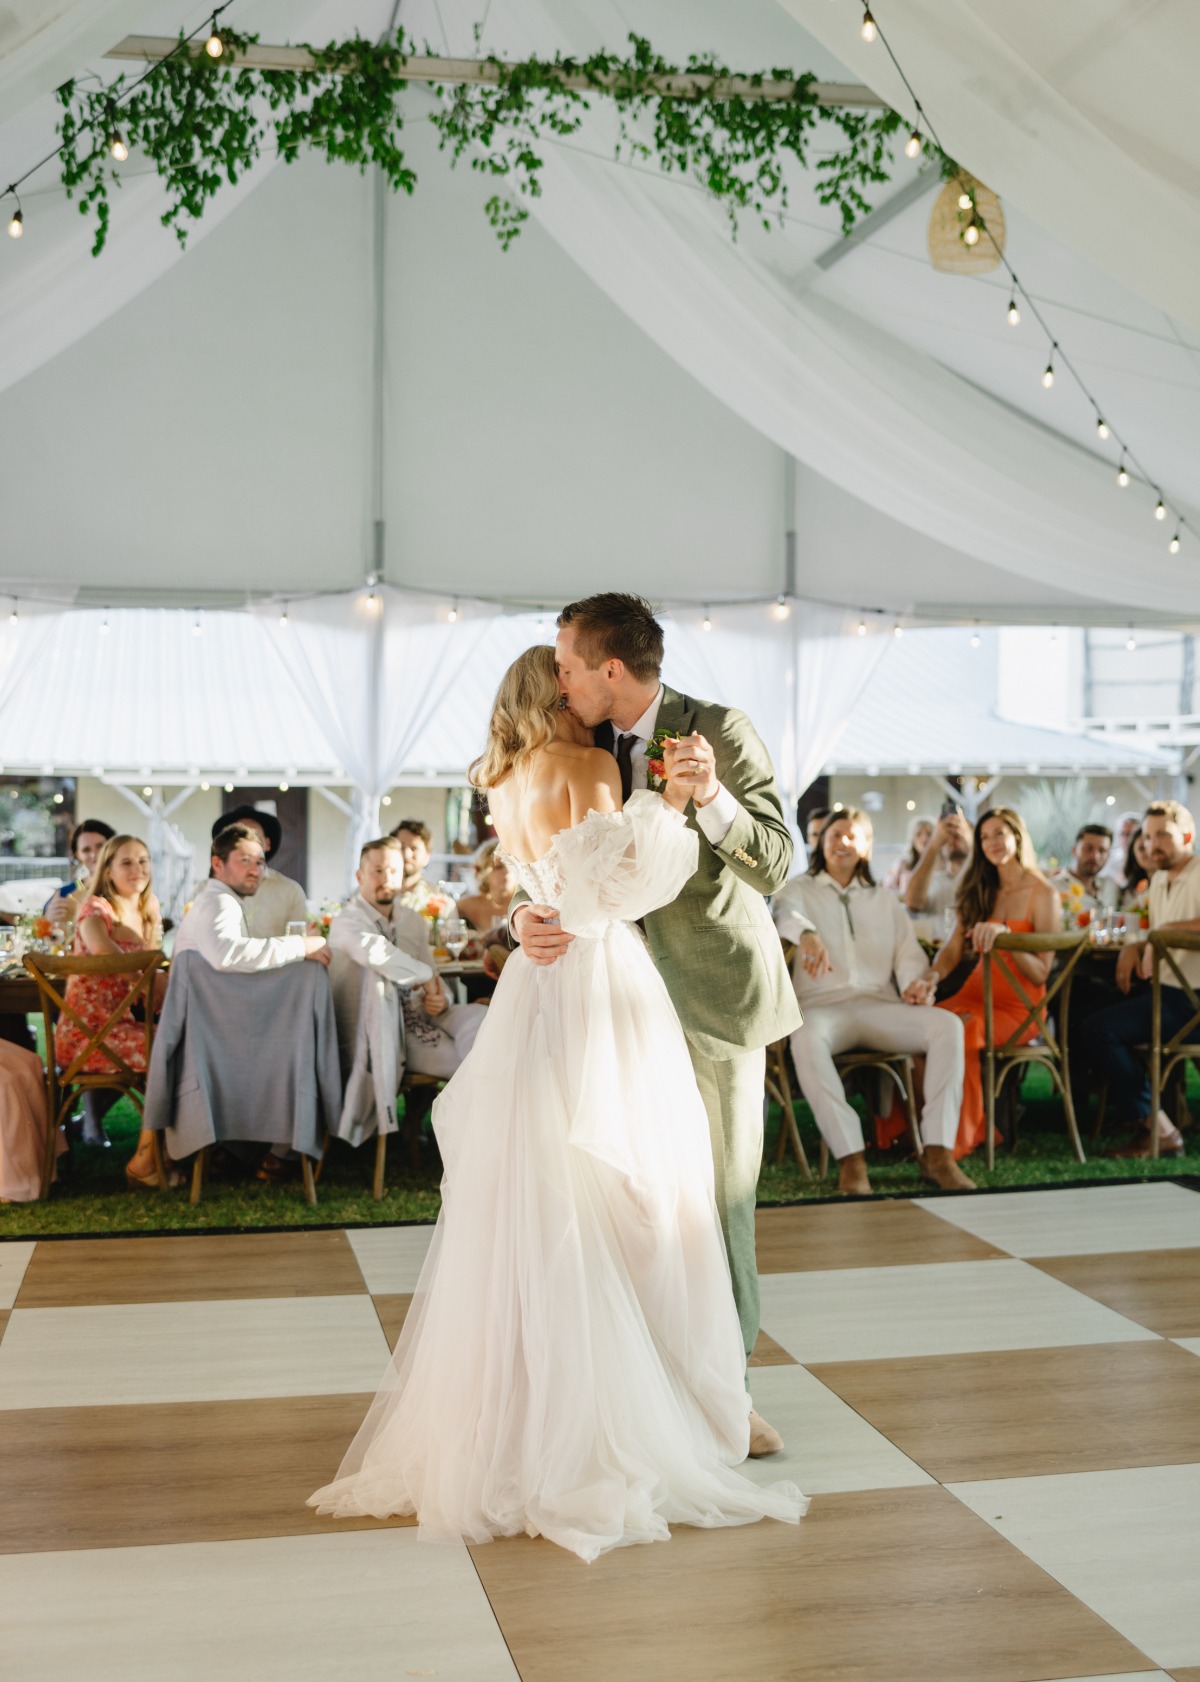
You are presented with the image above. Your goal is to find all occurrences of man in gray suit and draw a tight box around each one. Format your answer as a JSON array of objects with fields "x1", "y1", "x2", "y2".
[{"x1": 512, "y1": 594, "x2": 800, "y2": 1457}]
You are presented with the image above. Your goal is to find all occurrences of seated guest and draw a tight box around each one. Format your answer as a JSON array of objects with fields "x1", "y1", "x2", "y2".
[
  {"x1": 54, "y1": 834, "x2": 167, "y2": 1181},
  {"x1": 44, "y1": 818, "x2": 116, "y2": 928},
  {"x1": 390, "y1": 817, "x2": 438, "y2": 912},
  {"x1": 1050, "y1": 824, "x2": 1117, "y2": 915},
  {"x1": 1119, "y1": 824, "x2": 1154, "y2": 916},
  {"x1": 904, "y1": 807, "x2": 972, "y2": 921},
  {"x1": 883, "y1": 814, "x2": 934, "y2": 894},
  {"x1": 0, "y1": 1040, "x2": 56, "y2": 1202},
  {"x1": 1101, "y1": 810, "x2": 1142, "y2": 887},
  {"x1": 801, "y1": 804, "x2": 832, "y2": 859},
  {"x1": 931, "y1": 808, "x2": 1058, "y2": 1159},
  {"x1": 773, "y1": 808, "x2": 970, "y2": 1195},
  {"x1": 175, "y1": 824, "x2": 329, "y2": 974},
  {"x1": 456, "y1": 842, "x2": 517, "y2": 934},
  {"x1": 1080, "y1": 801, "x2": 1200, "y2": 1158},
  {"x1": 327, "y1": 838, "x2": 436, "y2": 1144},
  {"x1": 206, "y1": 805, "x2": 308, "y2": 938}
]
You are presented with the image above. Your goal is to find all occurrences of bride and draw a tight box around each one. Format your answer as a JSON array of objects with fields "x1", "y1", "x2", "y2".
[{"x1": 309, "y1": 646, "x2": 807, "y2": 1562}]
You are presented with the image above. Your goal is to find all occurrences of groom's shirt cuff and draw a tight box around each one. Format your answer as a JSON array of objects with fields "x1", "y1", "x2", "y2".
[{"x1": 695, "y1": 783, "x2": 738, "y2": 845}]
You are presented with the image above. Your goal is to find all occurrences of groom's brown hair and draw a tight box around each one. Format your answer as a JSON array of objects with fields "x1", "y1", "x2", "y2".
[{"x1": 557, "y1": 593, "x2": 664, "y2": 683}]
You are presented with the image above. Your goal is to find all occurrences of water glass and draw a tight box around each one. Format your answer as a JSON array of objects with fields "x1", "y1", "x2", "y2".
[
  {"x1": 285, "y1": 920, "x2": 308, "y2": 939},
  {"x1": 443, "y1": 917, "x2": 468, "y2": 960}
]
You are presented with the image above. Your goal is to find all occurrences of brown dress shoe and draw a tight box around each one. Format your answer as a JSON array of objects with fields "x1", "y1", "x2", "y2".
[
  {"x1": 748, "y1": 1409, "x2": 784, "y2": 1457},
  {"x1": 920, "y1": 1145, "x2": 976, "y2": 1191},
  {"x1": 837, "y1": 1151, "x2": 873, "y2": 1196},
  {"x1": 1108, "y1": 1120, "x2": 1185, "y2": 1159}
]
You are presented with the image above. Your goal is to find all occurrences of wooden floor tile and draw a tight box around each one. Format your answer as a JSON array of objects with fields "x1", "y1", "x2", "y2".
[
  {"x1": 0, "y1": 1392, "x2": 411, "y2": 1552},
  {"x1": 1029, "y1": 1249, "x2": 1200, "y2": 1338},
  {"x1": 811, "y1": 1340, "x2": 1200, "y2": 1483},
  {"x1": 748, "y1": 1328, "x2": 797, "y2": 1368},
  {"x1": 372, "y1": 1292, "x2": 413, "y2": 1351},
  {"x1": 0, "y1": 1310, "x2": 7, "y2": 1347},
  {"x1": 755, "y1": 1200, "x2": 1005, "y2": 1274},
  {"x1": 470, "y1": 1484, "x2": 1148, "y2": 1682},
  {"x1": 1169, "y1": 1669, "x2": 1200, "y2": 1680},
  {"x1": 15, "y1": 1229, "x2": 368, "y2": 1307}
]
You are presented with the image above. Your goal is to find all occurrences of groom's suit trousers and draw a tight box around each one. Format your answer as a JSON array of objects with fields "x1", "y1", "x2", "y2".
[{"x1": 687, "y1": 1040, "x2": 767, "y2": 1360}]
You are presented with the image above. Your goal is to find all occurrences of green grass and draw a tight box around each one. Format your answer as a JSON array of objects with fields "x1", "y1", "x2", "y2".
[{"x1": 1, "y1": 1064, "x2": 1196, "y2": 1240}]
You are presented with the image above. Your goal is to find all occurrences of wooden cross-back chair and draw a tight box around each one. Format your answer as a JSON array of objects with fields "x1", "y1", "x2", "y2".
[
  {"x1": 1149, "y1": 929, "x2": 1200, "y2": 1158},
  {"x1": 23, "y1": 949, "x2": 168, "y2": 1197},
  {"x1": 982, "y1": 930, "x2": 1089, "y2": 1172}
]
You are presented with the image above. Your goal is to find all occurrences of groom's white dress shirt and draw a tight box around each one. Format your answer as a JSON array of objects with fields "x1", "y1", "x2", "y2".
[
  {"x1": 617, "y1": 685, "x2": 737, "y2": 845},
  {"x1": 173, "y1": 880, "x2": 310, "y2": 973}
]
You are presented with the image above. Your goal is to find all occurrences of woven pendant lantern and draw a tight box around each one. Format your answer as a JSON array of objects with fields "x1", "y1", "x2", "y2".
[{"x1": 927, "y1": 174, "x2": 1005, "y2": 274}]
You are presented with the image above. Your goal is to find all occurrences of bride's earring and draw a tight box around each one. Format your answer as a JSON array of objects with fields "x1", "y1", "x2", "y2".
[{"x1": 557, "y1": 695, "x2": 569, "y2": 712}]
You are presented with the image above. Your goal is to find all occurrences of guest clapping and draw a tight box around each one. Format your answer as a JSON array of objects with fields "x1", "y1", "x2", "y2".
[
  {"x1": 54, "y1": 834, "x2": 165, "y2": 1179},
  {"x1": 774, "y1": 809, "x2": 969, "y2": 1195}
]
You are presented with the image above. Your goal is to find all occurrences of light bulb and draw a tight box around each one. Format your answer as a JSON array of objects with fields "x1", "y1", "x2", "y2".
[
  {"x1": 200, "y1": 782, "x2": 210, "y2": 791},
  {"x1": 904, "y1": 128, "x2": 921, "y2": 159},
  {"x1": 702, "y1": 610, "x2": 712, "y2": 632},
  {"x1": 1042, "y1": 360, "x2": 1055, "y2": 389},
  {"x1": 8, "y1": 606, "x2": 16, "y2": 624},
  {"x1": 448, "y1": 600, "x2": 459, "y2": 623},
  {"x1": 906, "y1": 800, "x2": 916, "y2": 812},
  {"x1": 1117, "y1": 458, "x2": 1129, "y2": 487},
  {"x1": 893, "y1": 623, "x2": 904, "y2": 638},
  {"x1": 1125, "y1": 631, "x2": 1137, "y2": 651},
  {"x1": 279, "y1": 609, "x2": 288, "y2": 627},
  {"x1": 109, "y1": 132, "x2": 128, "y2": 162},
  {"x1": 99, "y1": 616, "x2": 110, "y2": 635},
  {"x1": 1007, "y1": 297, "x2": 1020, "y2": 326},
  {"x1": 963, "y1": 221, "x2": 980, "y2": 247},
  {"x1": 856, "y1": 619, "x2": 867, "y2": 637},
  {"x1": 1155, "y1": 498, "x2": 1166, "y2": 521},
  {"x1": 279, "y1": 781, "x2": 289, "y2": 792},
  {"x1": 860, "y1": 9, "x2": 877, "y2": 42},
  {"x1": 970, "y1": 630, "x2": 981, "y2": 649},
  {"x1": 7, "y1": 207, "x2": 22, "y2": 239},
  {"x1": 957, "y1": 189, "x2": 973, "y2": 211},
  {"x1": 771, "y1": 594, "x2": 790, "y2": 621},
  {"x1": 205, "y1": 18, "x2": 224, "y2": 57},
  {"x1": 192, "y1": 615, "x2": 202, "y2": 635},
  {"x1": 1096, "y1": 417, "x2": 1109, "y2": 440},
  {"x1": 142, "y1": 786, "x2": 152, "y2": 797},
  {"x1": 1169, "y1": 531, "x2": 1181, "y2": 554},
  {"x1": 382, "y1": 795, "x2": 392, "y2": 807},
  {"x1": 224, "y1": 782, "x2": 234, "y2": 793}
]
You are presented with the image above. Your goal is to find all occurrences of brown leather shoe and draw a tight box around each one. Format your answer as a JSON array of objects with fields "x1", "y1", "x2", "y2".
[
  {"x1": 748, "y1": 1409, "x2": 784, "y2": 1457},
  {"x1": 1108, "y1": 1118, "x2": 1185, "y2": 1159},
  {"x1": 837, "y1": 1151, "x2": 873, "y2": 1196},
  {"x1": 920, "y1": 1144, "x2": 976, "y2": 1191}
]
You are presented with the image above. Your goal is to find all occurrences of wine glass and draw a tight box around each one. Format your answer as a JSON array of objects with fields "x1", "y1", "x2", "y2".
[{"x1": 443, "y1": 917, "x2": 468, "y2": 961}]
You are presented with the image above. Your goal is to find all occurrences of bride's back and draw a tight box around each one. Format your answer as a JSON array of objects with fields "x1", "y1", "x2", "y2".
[{"x1": 487, "y1": 743, "x2": 621, "y2": 864}]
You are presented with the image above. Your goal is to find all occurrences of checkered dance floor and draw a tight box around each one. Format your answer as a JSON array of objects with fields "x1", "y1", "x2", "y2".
[{"x1": 3, "y1": 1183, "x2": 1200, "y2": 1681}]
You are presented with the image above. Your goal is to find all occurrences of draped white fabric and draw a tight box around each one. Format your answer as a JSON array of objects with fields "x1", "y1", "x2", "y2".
[{"x1": 778, "y1": 0, "x2": 1200, "y2": 335}]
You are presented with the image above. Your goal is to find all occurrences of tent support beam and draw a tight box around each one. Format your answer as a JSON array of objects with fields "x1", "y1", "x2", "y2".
[{"x1": 103, "y1": 38, "x2": 888, "y2": 107}]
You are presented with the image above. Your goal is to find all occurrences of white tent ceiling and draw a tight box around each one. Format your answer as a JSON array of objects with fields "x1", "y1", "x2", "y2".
[{"x1": 0, "y1": 0, "x2": 1196, "y2": 625}]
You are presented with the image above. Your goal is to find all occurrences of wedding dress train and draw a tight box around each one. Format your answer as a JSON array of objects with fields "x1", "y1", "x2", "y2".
[{"x1": 309, "y1": 791, "x2": 807, "y2": 1561}]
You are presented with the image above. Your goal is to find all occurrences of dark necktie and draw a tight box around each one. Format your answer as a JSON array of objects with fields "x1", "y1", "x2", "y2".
[{"x1": 614, "y1": 732, "x2": 636, "y2": 802}]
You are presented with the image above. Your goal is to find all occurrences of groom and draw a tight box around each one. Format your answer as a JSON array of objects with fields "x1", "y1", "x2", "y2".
[{"x1": 512, "y1": 593, "x2": 800, "y2": 1457}]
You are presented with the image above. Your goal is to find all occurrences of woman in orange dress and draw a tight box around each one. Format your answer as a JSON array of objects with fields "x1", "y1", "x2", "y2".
[
  {"x1": 54, "y1": 833, "x2": 167, "y2": 1189},
  {"x1": 932, "y1": 807, "x2": 1059, "y2": 1159}
]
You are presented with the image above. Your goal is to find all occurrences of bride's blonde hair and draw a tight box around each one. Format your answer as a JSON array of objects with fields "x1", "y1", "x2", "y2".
[{"x1": 469, "y1": 645, "x2": 561, "y2": 789}]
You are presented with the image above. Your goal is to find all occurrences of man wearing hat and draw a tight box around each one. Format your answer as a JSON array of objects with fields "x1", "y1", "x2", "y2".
[{"x1": 211, "y1": 804, "x2": 309, "y2": 939}]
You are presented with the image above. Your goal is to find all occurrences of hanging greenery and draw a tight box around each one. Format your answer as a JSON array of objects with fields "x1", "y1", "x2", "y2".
[{"x1": 54, "y1": 27, "x2": 942, "y2": 258}]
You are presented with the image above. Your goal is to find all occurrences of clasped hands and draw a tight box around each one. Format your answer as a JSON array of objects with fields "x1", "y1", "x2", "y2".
[{"x1": 661, "y1": 733, "x2": 720, "y2": 811}]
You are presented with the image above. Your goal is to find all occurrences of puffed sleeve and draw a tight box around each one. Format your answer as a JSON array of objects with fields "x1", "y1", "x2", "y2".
[{"x1": 553, "y1": 790, "x2": 699, "y2": 932}]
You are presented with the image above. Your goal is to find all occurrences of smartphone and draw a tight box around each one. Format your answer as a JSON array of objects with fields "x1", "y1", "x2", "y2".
[{"x1": 940, "y1": 798, "x2": 961, "y2": 820}]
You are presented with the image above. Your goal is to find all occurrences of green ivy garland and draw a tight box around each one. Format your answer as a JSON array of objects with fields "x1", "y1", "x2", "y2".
[{"x1": 55, "y1": 28, "x2": 955, "y2": 258}]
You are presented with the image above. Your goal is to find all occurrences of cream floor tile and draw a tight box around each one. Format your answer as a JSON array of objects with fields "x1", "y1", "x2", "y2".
[
  {"x1": 915, "y1": 1183, "x2": 1200, "y2": 1258},
  {"x1": 1176, "y1": 1338, "x2": 1200, "y2": 1358},
  {"x1": 0, "y1": 1240, "x2": 35, "y2": 1309},
  {"x1": 0, "y1": 1295, "x2": 391, "y2": 1409},
  {"x1": 950, "y1": 1463, "x2": 1200, "y2": 1671},
  {"x1": 758, "y1": 1259, "x2": 1157, "y2": 1364},
  {"x1": 1043, "y1": 1675, "x2": 1168, "y2": 1681},
  {"x1": 346, "y1": 1224, "x2": 434, "y2": 1293},
  {"x1": 740, "y1": 1363, "x2": 934, "y2": 1496},
  {"x1": 0, "y1": 1529, "x2": 518, "y2": 1682}
]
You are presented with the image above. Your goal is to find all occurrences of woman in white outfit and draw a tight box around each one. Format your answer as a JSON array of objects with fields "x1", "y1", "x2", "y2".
[
  {"x1": 773, "y1": 808, "x2": 971, "y2": 1197},
  {"x1": 310, "y1": 646, "x2": 806, "y2": 1562}
]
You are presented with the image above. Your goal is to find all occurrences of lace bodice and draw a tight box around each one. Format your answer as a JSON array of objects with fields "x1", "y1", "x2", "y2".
[{"x1": 498, "y1": 790, "x2": 698, "y2": 937}]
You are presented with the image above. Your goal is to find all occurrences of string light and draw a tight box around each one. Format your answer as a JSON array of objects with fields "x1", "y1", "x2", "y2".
[
  {"x1": 1125, "y1": 628, "x2": 1137, "y2": 651},
  {"x1": 6, "y1": 198, "x2": 22, "y2": 239},
  {"x1": 1042, "y1": 354, "x2": 1055, "y2": 389},
  {"x1": 1096, "y1": 416, "x2": 1109, "y2": 440},
  {"x1": 904, "y1": 127, "x2": 921, "y2": 159},
  {"x1": 771, "y1": 594, "x2": 791, "y2": 621},
  {"x1": 224, "y1": 782, "x2": 234, "y2": 793},
  {"x1": 205, "y1": 15, "x2": 224, "y2": 57},
  {"x1": 860, "y1": 9, "x2": 877, "y2": 43},
  {"x1": 963, "y1": 216, "x2": 980, "y2": 247},
  {"x1": 142, "y1": 785, "x2": 153, "y2": 797},
  {"x1": 856, "y1": 618, "x2": 867, "y2": 636},
  {"x1": 448, "y1": 598, "x2": 459, "y2": 623},
  {"x1": 1117, "y1": 455, "x2": 1130, "y2": 487},
  {"x1": 893, "y1": 623, "x2": 904, "y2": 638},
  {"x1": 108, "y1": 130, "x2": 128, "y2": 162},
  {"x1": 701, "y1": 606, "x2": 712, "y2": 632},
  {"x1": 99, "y1": 611, "x2": 110, "y2": 635},
  {"x1": 279, "y1": 780, "x2": 289, "y2": 792},
  {"x1": 957, "y1": 188, "x2": 973, "y2": 212},
  {"x1": 7, "y1": 602, "x2": 16, "y2": 625},
  {"x1": 1169, "y1": 530, "x2": 1181, "y2": 554},
  {"x1": 192, "y1": 612, "x2": 203, "y2": 636},
  {"x1": 969, "y1": 624, "x2": 981, "y2": 649},
  {"x1": 278, "y1": 604, "x2": 289, "y2": 627},
  {"x1": 200, "y1": 781, "x2": 210, "y2": 791},
  {"x1": 1006, "y1": 295, "x2": 1021, "y2": 326},
  {"x1": 1154, "y1": 497, "x2": 1166, "y2": 521}
]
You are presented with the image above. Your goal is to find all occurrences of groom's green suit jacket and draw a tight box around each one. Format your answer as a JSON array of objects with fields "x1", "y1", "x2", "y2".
[{"x1": 644, "y1": 685, "x2": 801, "y2": 1060}]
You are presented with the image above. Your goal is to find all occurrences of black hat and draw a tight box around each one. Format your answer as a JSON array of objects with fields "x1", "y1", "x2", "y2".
[{"x1": 213, "y1": 804, "x2": 282, "y2": 861}]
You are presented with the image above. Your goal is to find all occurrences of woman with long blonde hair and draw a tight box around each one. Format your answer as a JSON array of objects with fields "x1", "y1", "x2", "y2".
[
  {"x1": 931, "y1": 807, "x2": 1059, "y2": 1158},
  {"x1": 312, "y1": 641, "x2": 806, "y2": 1560}
]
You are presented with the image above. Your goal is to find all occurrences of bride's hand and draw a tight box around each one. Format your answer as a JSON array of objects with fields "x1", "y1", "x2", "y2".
[{"x1": 512, "y1": 904, "x2": 575, "y2": 967}]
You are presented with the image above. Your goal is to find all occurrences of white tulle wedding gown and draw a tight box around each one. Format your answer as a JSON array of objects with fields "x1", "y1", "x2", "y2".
[{"x1": 309, "y1": 790, "x2": 807, "y2": 1562}]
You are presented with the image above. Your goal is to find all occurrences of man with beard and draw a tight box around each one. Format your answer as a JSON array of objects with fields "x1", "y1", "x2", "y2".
[
  {"x1": 174, "y1": 824, "x2": 330, "y2": 972},
  {"x1": 904, "y1": 806, "x2": 973, "y2": 924}
]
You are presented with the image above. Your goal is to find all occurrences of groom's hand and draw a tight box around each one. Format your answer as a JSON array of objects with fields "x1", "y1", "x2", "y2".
[
  {"x1": 512, "y1": 904, "x2": 575, "y2": 966},
  {"x1": 664, "y1": 733, "x2": 720, "y2": 809}
]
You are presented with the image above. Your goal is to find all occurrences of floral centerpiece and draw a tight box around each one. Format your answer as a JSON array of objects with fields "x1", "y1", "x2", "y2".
[
  {"x1": 316, "y1": 900, "x2": 341, "y2": 935},
  {"x1": 419, "y1": 892, "x2": 453, "y2": 956},
  {"x1": 1058, "y1": 879, "x2": 1091, "y2": 931}
]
